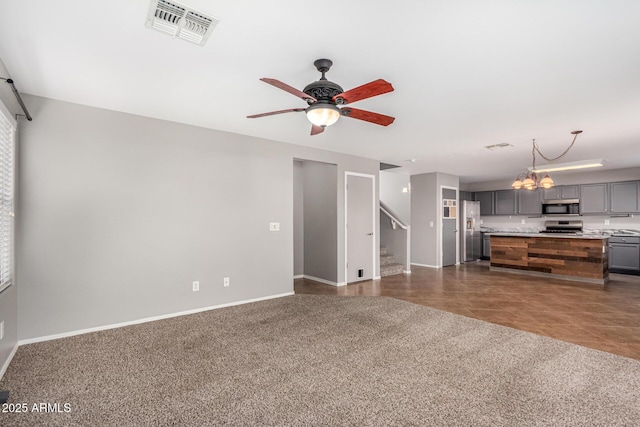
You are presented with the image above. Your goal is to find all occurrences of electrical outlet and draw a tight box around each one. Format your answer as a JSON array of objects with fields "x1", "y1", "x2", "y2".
[
  {"x1": 604, "y1": 219, "x2": 610, "y2": 225},
  {"x1": 521, "y1": 219, "x2": 526, "y2": 224},
  {"x1": 223, "y1": 277, "x2": 230, "y2": 287},
  {"x1": 429, "y1": 221, "x2": 434, "y2": 228},
  {"x1": 269, "y1": 222, "x2": 280, "y2": 231},
  {"x1": 192, "y1": 281, "x2": 200, "y2": 292},
  {"x1": 0, "y1": 321, "x2": 4, "y2": 340}
]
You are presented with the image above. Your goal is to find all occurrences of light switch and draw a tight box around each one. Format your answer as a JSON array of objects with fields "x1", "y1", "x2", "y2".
[{"x1": 269, "y1": 222, "x2": 280, "y2": 231}]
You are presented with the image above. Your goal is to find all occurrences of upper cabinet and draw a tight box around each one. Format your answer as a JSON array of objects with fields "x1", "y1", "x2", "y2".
[
  {"x1": 459, "y1": 191, "x2": 474, "y2": 202},
  {"x1": 580, "y1": 183, "x2": 608, "y2": 214},
  {"x1": 540, "y1": 185, "x2": 579, "y2": 200},
  {"x1": 517, "y1": 189, "x2": 542, "y2": 215},
  {"x1": 609, "y1": 181, "x2": 640, "y2": 214},
  {"x1": 494, "y1": 190, "x2": 516, "y2": 215},
  {"x1": 471, "y1": 180, "x2": 640, "y2": 217},
  {"x1": 475, "y1": 191, "x2": 494, "y2": 216}
]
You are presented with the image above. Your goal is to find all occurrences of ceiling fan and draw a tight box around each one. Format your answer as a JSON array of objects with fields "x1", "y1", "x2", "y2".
[{"x1": 247, "y1": 59, "x2": 395, "y2": 135}]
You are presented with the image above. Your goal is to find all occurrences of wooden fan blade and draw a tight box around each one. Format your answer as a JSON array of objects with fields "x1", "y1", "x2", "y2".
[
  {"x1": 340, "y1": 107, "x2": 395, "y2": 126},
  {"x1": 311, "y1": 124, "x2": 324, "y2": 135},
  {"x1": 333, "y1": 79, "x2": 394, "y2": 105},
  {"x1": 247, "y1": 108, "x2": 305, "y2": 118},
  {"x1": 260, "y1": 78, "x2": 317, "y2": 103}
]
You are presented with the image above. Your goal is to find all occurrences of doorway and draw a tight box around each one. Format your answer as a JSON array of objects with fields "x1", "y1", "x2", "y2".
[
  {"x1": 345, "y1": 172, "x2": 376, "y2": 283},
  {"x1": 441, "y1": 186, "x2": 458, "y2": 267},
  {"x1": 293, "y1": 160, "x2": 338, "y2": 285}
]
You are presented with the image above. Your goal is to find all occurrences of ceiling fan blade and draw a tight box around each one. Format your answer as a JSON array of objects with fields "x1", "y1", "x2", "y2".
[
  {"x1": 310, "y1": 124, "x2": 324, "y2": 135},
  {"x1": 247, "y1": 108, "x2": 305, "y2": 118},
  {"x1": 340, "y1": 107, "x2": 395, "y2": 126},
  {"x1": 333, "y1": 79, "x2": 394, "y2": 105},
  {"x1": 260, "y1": 78, "x2": 317, "y2": 103}
]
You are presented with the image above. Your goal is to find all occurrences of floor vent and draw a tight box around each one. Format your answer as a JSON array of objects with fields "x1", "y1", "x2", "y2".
[{"x1": 146, "y1": 0, "x2": 218, "y2": 46}]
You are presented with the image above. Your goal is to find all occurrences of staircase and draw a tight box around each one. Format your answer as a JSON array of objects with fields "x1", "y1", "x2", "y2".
[{"x1": 380, "y1": 247, "x2": 404, "y2": 277}]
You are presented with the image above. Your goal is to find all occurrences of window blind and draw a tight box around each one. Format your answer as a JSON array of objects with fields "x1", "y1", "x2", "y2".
[{"x1": 0, "y1": 101, "x2": 15, "y2": 294}]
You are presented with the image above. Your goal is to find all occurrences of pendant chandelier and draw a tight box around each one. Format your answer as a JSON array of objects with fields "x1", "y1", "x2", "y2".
[{"x1": 512, "y1": 130, "x2": 583, "y2": 191}]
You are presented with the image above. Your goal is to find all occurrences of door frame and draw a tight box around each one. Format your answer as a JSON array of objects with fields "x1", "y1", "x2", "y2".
[
  {"x1": 440, "y1": 185, "x2": 459, "y2": 267},
  {"x1": 345, "y1": 172, "x2": 377, "y2": 283}
]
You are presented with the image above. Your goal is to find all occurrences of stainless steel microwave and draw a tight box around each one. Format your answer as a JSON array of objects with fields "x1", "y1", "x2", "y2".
[{"x1": 542, "y1": 199, "x2": 580, "y2": 215}]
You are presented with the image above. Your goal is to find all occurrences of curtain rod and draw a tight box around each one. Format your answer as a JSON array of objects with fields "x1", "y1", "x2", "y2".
[{"x1": 0, "y1": 77, "x2": 32, "y2": 121}]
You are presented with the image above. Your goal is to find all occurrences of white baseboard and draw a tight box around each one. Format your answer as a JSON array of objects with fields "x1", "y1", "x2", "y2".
[
  {"x1": 0, "y1": 343, "x2": 18, "y2": 380},
  {"x1": 18, "y1": 292, "x2": 295, "y2": 346},
  {"x1": 411, "y1": 263, "x2": 440, "y2": 269},
  {"x1": 403, "y1": 270, "x2": 412, "y2": 274},
  {"x1": 293, "y1": 274, "x2": 304, "y2": 279},
  {"x1": 374, "y1": 275, "x2": 381, "y2": 280},
  {"x1": 302, "y1": 275, "x2": 344, "y2": 287}
]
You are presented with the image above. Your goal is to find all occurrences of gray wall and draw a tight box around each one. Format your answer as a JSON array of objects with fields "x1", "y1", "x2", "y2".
[
  {"x1": 302, "y1": 161, "x2": 338, "y2": 283},
  {"x1": 0, "y1": 58, "x2": 19, "y2": 375},
  {"x1": 16, "y1": 95, "x2": 379, "y2": 340},
  {"x1": 410, "y1": 172, "x2": 459, "y2": 267},
  {"x1": 293, "y1": 160, "x2": 304, "y2": 276},
  {"x1": 380, "y1": 170, "x2": 411, "y2": 224},
  {"x1": 410, "y1": 173, "x2": 438, "y2": 267}
]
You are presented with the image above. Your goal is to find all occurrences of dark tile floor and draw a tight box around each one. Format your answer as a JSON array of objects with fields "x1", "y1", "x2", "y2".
[{"x1": 295, "y1": 262, "x2": 640, "y2": 360}]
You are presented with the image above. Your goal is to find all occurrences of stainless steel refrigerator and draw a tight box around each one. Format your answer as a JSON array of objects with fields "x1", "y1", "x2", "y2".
[{"x1": 460, "y1": 201, "x2": 481, "y2": 262}]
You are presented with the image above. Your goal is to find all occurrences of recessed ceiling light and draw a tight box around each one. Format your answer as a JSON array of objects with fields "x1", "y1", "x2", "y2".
[{"x1": 405, "y1": 159, "x2": 417, "y2": 163}]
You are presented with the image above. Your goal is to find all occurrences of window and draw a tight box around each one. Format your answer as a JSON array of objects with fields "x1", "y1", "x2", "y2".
[{"x1": 0, "y1": 100, "x2": 15, "y2": 294}]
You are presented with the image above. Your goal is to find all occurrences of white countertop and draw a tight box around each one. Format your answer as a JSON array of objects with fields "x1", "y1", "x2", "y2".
[{"x1": 486, "y1": 232, "x2": 609, "y2": 240}]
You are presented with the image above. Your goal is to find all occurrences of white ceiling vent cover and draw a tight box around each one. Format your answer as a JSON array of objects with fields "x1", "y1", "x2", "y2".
[{"x1": 146, "y1": 0, "x2": 219, "y2": 46}]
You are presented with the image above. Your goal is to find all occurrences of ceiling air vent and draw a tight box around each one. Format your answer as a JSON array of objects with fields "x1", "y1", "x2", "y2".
[
  {"x1": 146, "y1": 0, "x2": 219, "y2": 46},
  {"x1": 484, "y1": 143, "x2": 514, "y2": 150}
]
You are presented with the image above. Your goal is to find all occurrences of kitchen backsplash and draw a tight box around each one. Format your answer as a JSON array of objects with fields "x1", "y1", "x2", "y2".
[{"x1": 479, "y1": 215, "x2": 640, "y2": 233}]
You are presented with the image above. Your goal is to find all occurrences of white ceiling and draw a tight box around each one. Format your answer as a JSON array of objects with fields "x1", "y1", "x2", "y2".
[{"x1": 1, "y1": 0, "x2": 639, "y2": 183}]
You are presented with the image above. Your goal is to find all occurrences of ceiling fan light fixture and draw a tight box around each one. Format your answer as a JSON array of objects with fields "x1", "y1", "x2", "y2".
[{"x1": 306, "y1": 104, "x2": 341, "y2": 127}]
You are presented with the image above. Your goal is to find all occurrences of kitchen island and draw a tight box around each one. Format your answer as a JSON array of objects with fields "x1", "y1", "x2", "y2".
[{"x1": 489, "y1": 233, "x2": 609, "y2": 284}]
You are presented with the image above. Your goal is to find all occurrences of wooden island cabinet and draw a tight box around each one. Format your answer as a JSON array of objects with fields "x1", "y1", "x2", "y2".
[{"x1": 489, "y1": 234, "x2": 609, "y2": 284}]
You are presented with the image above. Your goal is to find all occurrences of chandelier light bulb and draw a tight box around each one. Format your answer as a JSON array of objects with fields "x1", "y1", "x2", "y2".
[
  {"x1": 539, "y1": 174, "x2": 554, "y2": 189},
  {"x1": 512, "y1": 178, "x2": 523, "y2": 190}
]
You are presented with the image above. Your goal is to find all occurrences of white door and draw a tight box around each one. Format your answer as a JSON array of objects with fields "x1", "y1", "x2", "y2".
[{"x1": 346, "y1": 173, "x2": 375, "y2": 283}]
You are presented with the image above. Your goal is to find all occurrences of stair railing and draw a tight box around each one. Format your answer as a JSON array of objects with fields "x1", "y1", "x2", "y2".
[
  {"x1": 380, "y1": 201, "x2": 408, "y2": 230},
  {"x1": 379, "y1": 201, "x2": 411, "y2": 275}
]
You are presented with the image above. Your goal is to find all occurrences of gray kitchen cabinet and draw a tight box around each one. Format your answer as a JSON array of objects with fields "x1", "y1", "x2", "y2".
[
  {"x1": 560, "y1": 185, "x2": 580, "y2": 199},
  {"x1": 517, "y1": 189, "x2": 542, "y2": 215},
  {"x1": 540, "y1": 185, "x2": 579, "y2": 200},
  {"x1": 494, "y1": 190, "x2": 516, "y2": 215},
  {"x1": 459, "y1": 191, "x2": 474, "y2": 202},
  {"x1": 609, "y1": 236, "x2": 640, "y2": 274},
  {"x1": 580, "y1": 183, "x2": 608, "y2": 214},
  {"x1": 609, "y1": 181, "x2": 640, "y2": 214},
  {"x1": 475, "y1": 191, "x2": 494, "y2": 216}
]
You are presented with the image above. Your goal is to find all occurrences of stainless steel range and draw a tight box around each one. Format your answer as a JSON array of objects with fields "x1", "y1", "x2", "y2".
[{"x1": 539, "y1": 220, "x2": 583, "y2": 234}]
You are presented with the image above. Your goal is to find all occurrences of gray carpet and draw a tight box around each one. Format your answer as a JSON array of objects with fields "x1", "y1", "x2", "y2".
[{"x1": 1, "y1": 295, "x2": 639, "y2": 426}]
